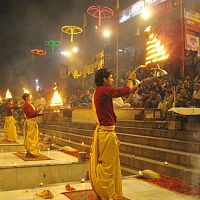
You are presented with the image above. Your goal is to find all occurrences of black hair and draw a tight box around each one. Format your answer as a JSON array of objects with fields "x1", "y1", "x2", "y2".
[
  {"x1": 95, "y1": 68, "x2": 111, "y2": 86},
  {"x1": 22, "y1": 93, "x2": 30, "y2": 101}
]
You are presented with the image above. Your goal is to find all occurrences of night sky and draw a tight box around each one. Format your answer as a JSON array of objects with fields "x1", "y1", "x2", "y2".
[{"x1": 0, "y1": 0, "x2": 135, "y2": 93}]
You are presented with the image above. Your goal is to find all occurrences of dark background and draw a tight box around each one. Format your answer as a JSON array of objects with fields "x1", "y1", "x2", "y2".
[{"x1": 0, "y1": 0, "x2": 134, "y2": 93}]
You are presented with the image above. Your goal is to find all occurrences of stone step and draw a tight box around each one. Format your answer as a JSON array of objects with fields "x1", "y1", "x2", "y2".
[
  {"x1": 46, "y1": 136, "x2": 200, "y2": 184},
  {"x1": 0, "y1": 151, "x2": 87, "y2": 191},
  {"x1": 40, "y1": 128, "x2": 200, "y2": 169},
  {"x1": 120, "y1": 153, "x2": 200, "y2": 184},
  {"x1": 121, "y1": 165, "x2": 139, "y2": 176},
  {"x1": 43, "y1": 119, "x2": 167, "y2": 129},
  {"x1": 40, "y1": 125, "x2": 200, "y2": 153},
  {"x1": 41, "y1": 128, "x2": 92, "y2": 146},
  {"x1": 41, "y1": 121, "x2": 200, "y2": 143},
  {"x1": 120, "y1": 142, "x2": 200, "y2": 169}
]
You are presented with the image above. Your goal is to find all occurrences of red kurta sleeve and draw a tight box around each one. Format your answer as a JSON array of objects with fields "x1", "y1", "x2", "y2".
[
  {"x1": 22, "y1": 103, "x2": 39, "y2": 119},
  {"x1": 104, "y1": 86, "x2": 131, "y2": 98}
]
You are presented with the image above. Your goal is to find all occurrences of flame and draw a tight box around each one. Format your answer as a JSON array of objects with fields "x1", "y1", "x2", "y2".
[
  {"x1": 144, "y1": 26, "x2": 151, "y2": 33},
  {"x1": 5, "y1": 89, "x2": 12, "y2": 99},
  {"x1": 145, "y1": 29, "x2": 169, "y2": 65},
  {"x1": 72, "y1": 69, "x2": 82, "y2": 79},
  {"x1": 0, "y1": 96, "x2": 2, "y2": 102},
  {"x1": 50, "y1": 86, "x2": 63, "y2": 107},
  {"x1": 23, "y1": 88, "x2": 30, "y2": 94}
]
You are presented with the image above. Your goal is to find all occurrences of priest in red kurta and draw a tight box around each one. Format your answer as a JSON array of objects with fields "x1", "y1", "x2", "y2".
[
  {"x1": 89, "y1": 68, "x2": 136, "y2": 200},
  {"x1": 22, "y1": 93, "x2": 43, "y2": 157},
  {"x1": 4, "y1": 99, "x2": 18, "y2": 142}
]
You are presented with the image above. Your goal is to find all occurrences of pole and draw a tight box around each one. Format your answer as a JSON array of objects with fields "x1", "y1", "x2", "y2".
[
  {"x1": 82, "y1": 14, "x2": 87, "y2": 91},
  {"x1": 180, "y1": 0, "x2": 185, "y2": 77},
  {"x1": 116, "y1": 0, "x2": 119, "y2": 85}
]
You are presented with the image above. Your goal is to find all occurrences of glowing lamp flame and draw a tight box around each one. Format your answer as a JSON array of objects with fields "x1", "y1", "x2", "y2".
[
  {"x1": 145, "y1": 28, "x2": 169, "y2": 65},
  {"x1": 5, "y1": 89, "x2": 12, "y2": 99},
  {"x1": 72, "y1": 69, "x2": 82, "y2": 79},
  {"x1": 23, "y1": 88, "x2": 30, "y2": 94},
  {"x1": 50, "y1": 87, "x2": 63, "y2": 107}
]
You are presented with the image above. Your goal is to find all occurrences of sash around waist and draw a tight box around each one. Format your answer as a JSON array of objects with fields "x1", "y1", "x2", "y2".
[{"x1": 96, "y1": 124, "x2": 115, "y2": 131}]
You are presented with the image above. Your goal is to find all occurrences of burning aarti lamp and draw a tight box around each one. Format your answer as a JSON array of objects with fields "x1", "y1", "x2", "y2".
[
  {"x1": 72, "y1": 69, "x2": 82, "y2": 79},
  {"x1": 61, "y1": 26, "x2": 83, "y2": 43},
  {"x1": 5, "y1": 89, "x2": 12, "y2": 99},
  {"x1": 45, "y1": 40, "x2": 61, "y2": 53},
  {"x1": 145, "y1": 26, "x2": 169, "y2": 65},
  {"x1": 50, "y1": 86, "x2": 63, "y2": 107},
  {"x1": 87, "y1": 6, "x2": 114, "y2": 26},
  {"x1": 23, "y1": 88, "x2": 30, "y2": 94}
]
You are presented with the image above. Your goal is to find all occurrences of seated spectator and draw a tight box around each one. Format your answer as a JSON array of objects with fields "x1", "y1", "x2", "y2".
[
  {"x1": 192, "y1": 83, "x2": 200, "y2": 106},
  {"x1": 144, "y1": 91, "x2": 162, "y2": 108},
  {"x1": 176, "y1": 88, "x2": 191, "y2": 107},
  {"x1": 125, "y1": 90, "x2": 142, "y2": 108}
]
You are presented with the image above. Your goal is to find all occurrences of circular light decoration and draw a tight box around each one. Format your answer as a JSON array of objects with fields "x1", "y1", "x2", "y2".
[
  {"x1": 45, "y1": 40, "x2": 61, "y2": 53},
  {"x1": 87, "y1": 6, "x2": 114, "y2": 26},
  {"x1": 31, "y1": 49, "x2": 47, "y2": 56},
  {"x1": 61, "y1": 26, "x2": 83, "y2": 43}
]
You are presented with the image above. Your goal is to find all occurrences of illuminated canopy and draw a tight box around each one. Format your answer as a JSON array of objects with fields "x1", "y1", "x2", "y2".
[
  {"x1": 61, "y1": 26, "x2": 83, "y2": 43},
  {"x1": 31, "y1": 49, "x2": 47, "y2": 55},
  {"x1": 45, "y1": 40, "x2": 61, "y2": 53},
  {"x1": 87, "y1": 6, "x2": 114, "y2": 26}
]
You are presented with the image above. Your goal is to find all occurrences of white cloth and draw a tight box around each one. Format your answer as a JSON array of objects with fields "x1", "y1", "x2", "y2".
[
  {"x1": 168, "y1": 107, "x2": 200, "y2": 115},
  {"x1": 113, "y1": 97, "x2": 130, "y2": 108}
]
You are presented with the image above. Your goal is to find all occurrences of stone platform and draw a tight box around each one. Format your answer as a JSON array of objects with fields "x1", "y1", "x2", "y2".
[
  {"x1": 0, "y1": 150, "x2": 87, "y2": 191},
  {"x1": 72, "y1": 107, "x2": 144, "y2": 123},
  {"x1": 0, "y1": 131, "x2": 24, "y2": 152},
  {"x1": 0, "y1": 177, "x2": 196, "y2": 200}
]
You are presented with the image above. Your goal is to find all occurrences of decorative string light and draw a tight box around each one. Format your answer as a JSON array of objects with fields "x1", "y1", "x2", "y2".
[
  {"x1": 31, "y1": 49, "x2": 47, "y2": 56},
  {"x1": 87, "y1": 6, "x2": 114, "y2": 26},
  {"x1": 61, "y1": 26, "x2": 83, "y2": 43},
  {"x1": 45, "y1": 40, "x2": 61, "y2": 53}
]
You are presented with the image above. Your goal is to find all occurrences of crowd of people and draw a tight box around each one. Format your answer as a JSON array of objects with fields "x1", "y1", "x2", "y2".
[
  {"x1": 67, "y1": 71, "x2": 200, "y2": 112},
  {"x1": 68, "y1": 50, "x2": 200, "y2": 110}
]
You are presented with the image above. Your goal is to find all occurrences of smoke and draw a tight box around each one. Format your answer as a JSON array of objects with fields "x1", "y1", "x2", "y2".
[{"x1": 0, "y1": 0, "x2": 136, "y2": 94}]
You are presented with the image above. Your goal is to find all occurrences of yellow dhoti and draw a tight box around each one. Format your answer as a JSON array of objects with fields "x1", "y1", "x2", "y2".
[
  {"x1": 23, "y1": 118, "x2": 40, "y2": 156},
  {"x1": 4, "y1": 116, "x2": 17, "y2": 142},
  {"x1": 89, "y1": 125, "x2": 122, "y2": 200},
  {"x1": 89, "y1": 91, "x2": 123, "y2": 200}
]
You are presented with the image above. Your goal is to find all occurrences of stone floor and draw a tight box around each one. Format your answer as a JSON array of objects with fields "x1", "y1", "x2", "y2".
[
  {"x1": 0, "y1": 130, "x2": 24, "y2": 144},
  {"x1": 0, "y1": 150, "x2": 78, "y2": 167},
  {"x1": 0, "y1": 177, "x2": 199, "y2": 200},
  {"x1": 0, "y1": 130, "x2": 199, "y2": 200}
]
